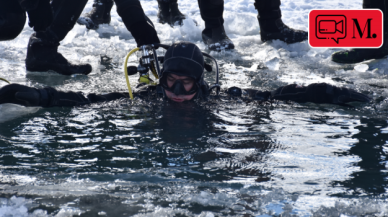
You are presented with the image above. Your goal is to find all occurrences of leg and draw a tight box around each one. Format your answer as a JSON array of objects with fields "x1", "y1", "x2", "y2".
[
  {"x1": 115, "y1": 0, "x2": 160, "y2": 47},
  {"x1": 25, "y1": 0, "x2": 92, "y2": 75},
  {"x1": 0, "y1": 0, "x2": 26, "y2": 41},
  {"x1": 48, "y1": 0, "x2": 89, "y2": 42},
  {"x1": 255, "y1": 0, "x2": 307, "y2": 43},
  {"x1": 77, "y1": 0, "x2": 114, "y2": 30},
  {"x1": 332, "y1": 0, "x2": 388, "y2": 63},
  {"x1": 157, "y1": 0, "x2": 185, "y2": 26},
  {"x1": 198, "y1": 0, "x2": 234, "y2": 51}
]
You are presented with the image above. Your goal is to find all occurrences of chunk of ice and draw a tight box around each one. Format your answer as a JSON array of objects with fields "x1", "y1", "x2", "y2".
[
  {"x1": 0, "y1": 104, "x2": 39, "y2": 123},
  {"x1": 265, "y1": 57, "x2": 280, "y2": 71},
  {"x1": 354, "y1": 64, "x2": 369, "y2": 72},
  {"x1": 199, "y1": 211, "x2": 215, "y2": 217}
]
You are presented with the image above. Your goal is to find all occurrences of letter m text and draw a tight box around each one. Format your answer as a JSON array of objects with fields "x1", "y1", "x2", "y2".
[{"x1": 352, "y1": 18, "x2": 373, "y2": 38}]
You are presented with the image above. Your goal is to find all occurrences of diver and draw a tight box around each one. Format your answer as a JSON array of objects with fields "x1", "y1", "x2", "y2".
[
  {"x1": 25, "y1": 0, "x2": 160, "y2": 76},
  {"x1": 77, "y1": 0, "x2": 186, "y2": 29},
  {"x1": 0, "y1": 42, "x2": 370, "y2": 108},
  {"x1": 199, "y1": 0, "x2": 308, "y2": 51},
  {"x1": 331, "y1": 0, "x2": 388, "y2": 63},
  {"x1": 0, "y1": 0, "x2": 53, "y2": 41}
]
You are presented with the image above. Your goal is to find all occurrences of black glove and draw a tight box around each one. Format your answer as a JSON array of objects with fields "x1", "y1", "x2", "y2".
[
  {"x1": 327, "y1": 84, "x2": 371, "y2": 105},
  {"x1": 87, "y1": 92, "x2": 128, "y2": 103},
  {"x1": 226, "y1": 87, "x2": 271, "y2": 101},
  {"x1": 226, "y1": 87, "x2": 242, "y2": 97},
  {"x1": 0, "y1": 84, "x2": 48, "y2": 107},
  {"x1": 271, "y1": 83, "x2": 371, "y2": 105},
  {"x1": 26, "y1": 0, "x2": 53, "y2": 32}
]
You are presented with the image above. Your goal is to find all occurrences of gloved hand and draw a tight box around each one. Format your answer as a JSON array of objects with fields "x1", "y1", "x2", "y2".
[
  {"x1": 271, "y1": 83, "x2": 371, "y2": 105},
  {"x1": 26, "y1": 0, "x2": 53, "y2": 32},
  {"x1": 327, "y1": 84, "x2": 371, "y2": 105},
  {"x1": 226, "y1": 87, "x2": 242, "y2": 97},
  {"x1": 0, "y1": 84, "x2": 43, "y2": 107},
  {"x1": 226, "y1": 87, "x2": 271, "y2": 100}
]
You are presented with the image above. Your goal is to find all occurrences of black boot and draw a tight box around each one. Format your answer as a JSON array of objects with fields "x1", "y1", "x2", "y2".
[
  {"x1": 25, "y1": 33, "x2": 92, "y2": 75},
  {"x1": 255, "y1": 0, "x2": 307, "y2": 44},
  {"x1": 202, "y1": 25, "x2": 234, "y2": 51},
  {"x1": 157, "y1": 0, "x2": 185, "y2": 26},
  {"x1": 332, "y1": 0, "x2": 388, "y2": 63},
  {"x1": 157, "y1": 1, "x2": 170, "y2": 25},
  {"x1": 259, "y1": 18, "x2": 308, "y2": 43},
  {"x1": 169, "y1": 2, "x2": 185, "y2": 26},
  {"x1": 331, "y1": 47, "x2": 388, "y2": 63},
  {"x1": 198, "y1": 0, "x2": 234, "y2": 51},
  {"x1": 77, "y1": 0, "x2": 113, "y2": 30}
]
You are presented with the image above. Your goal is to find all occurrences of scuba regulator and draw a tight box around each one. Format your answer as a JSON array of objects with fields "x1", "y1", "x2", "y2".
[{"x1": 124, "y1": 43, "x2": 220, "y2": 100}]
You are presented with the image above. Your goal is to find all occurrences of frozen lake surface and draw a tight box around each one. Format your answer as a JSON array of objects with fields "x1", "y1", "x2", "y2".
[{"x1": 1, "y1": 0, "x2": 388, "y2": 216}]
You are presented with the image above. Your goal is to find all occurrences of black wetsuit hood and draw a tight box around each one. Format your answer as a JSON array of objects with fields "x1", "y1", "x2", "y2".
[{"x1": 159, "y1": 42, "x2": 209, "y2": 100}]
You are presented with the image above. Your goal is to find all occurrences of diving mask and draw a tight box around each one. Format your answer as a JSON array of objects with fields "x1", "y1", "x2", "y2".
[{"x1": 161, "y1": 73, "x2": 199, "y2": 95}]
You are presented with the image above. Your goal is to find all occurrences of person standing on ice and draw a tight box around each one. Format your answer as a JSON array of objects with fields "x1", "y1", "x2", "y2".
[
  {"x1": 77, "y1": 0, "x2": 186, "y2": 29},
  {"x1": 78, "y1": 0, "x2": 308, "y2": 52},
  {"x1": 198, "y1": 0, "x2": 308, "y2": 51},
  {"x1": 0, "y1": 42, "x2": 369, "y2": 107},
  {"x1": 332, "y1": 0, "x2": 388, "y2": 63},
  {"x1": 23, "y1": 0, "x2": 160, "y2": 76},
  {"x1": 0, "y1": 0, "x2": 53, "y2": 41}
]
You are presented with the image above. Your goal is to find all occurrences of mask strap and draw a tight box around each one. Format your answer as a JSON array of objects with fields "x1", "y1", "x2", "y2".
[{"x1": 202, "y1": 53, "x2": 220, "y2": 96}]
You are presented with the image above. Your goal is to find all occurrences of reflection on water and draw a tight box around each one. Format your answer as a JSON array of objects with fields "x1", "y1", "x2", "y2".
[
  {"x1": 0, "y1": 99, "x2": 387, "y2": 216},
  {"x1": 334, "y1": 118, "x2": 388, "y2": 196},
  {"x1": 0, "y1": 100, "x2": 277, "y2": 179}
]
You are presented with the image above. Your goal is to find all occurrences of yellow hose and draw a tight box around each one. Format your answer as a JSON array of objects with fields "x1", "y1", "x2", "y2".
[
  {"x1": 150, "y1": 62, "x2": 159, "y2": 80},
  {"x1": 124, "y1": 47, "x2": 139, "y2": 100},
  {"x1": 0, "y1": 77, "x2": 10, "y2": 84}
]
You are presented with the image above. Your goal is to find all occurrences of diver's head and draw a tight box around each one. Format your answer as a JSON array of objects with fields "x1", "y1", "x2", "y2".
[{"x1": 160, "y1": 42, "x2": 205, "y2": 102}]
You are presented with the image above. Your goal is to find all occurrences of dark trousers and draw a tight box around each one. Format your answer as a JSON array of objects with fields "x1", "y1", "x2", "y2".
[
  {"x1": 197, "y1": 0, "x2": 224, "y2": 31},
  {"x1": 115, "y1": 0, "x2": 150, "y2": 29},
  {"x1": 197, "y1": 0, "x2": 282, "y2": 31},
  {"x1": 0, "y1": 0, "x2": 89, "y2": 42},
  {"x1": 46, "y1": 0, "x2": 155, "y2": 45},
  {"x1": 0, "y1": 0, "x2": 26, "y2": 41},
  {"x1": 48, "y1": 0, "x2": 89, "y2": 42},
  {"x1": 363, "y1": 0, "x2": 387, "y2": 42},
  {"x1": 254, "y1": 0, "x2": 281, "y2": 20},
  {"x1": 115, "y1": 0, "x2": 159, "y2": 46},
  {"x1": 1, "y1": 0, "x2": 156, "y2": 45}
]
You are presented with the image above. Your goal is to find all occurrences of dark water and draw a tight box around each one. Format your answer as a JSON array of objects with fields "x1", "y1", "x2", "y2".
[
  {"x1": 0, "y1": 96, "x2": 387, "y2": 216},
  {"x1": 1, "y1": 0, "x2": 388, "y2": 214}
]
